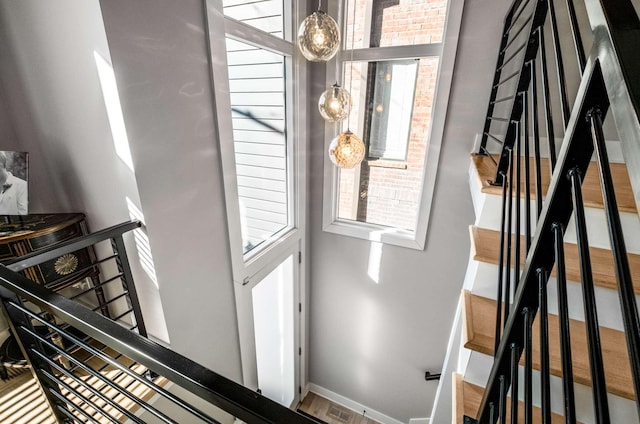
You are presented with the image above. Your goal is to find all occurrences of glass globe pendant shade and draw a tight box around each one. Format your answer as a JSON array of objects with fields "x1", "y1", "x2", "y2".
[
  {"x1": 297, "y1": 10, "x2": 340, "y2": 62},
  {"x1": 318, "y1": 83, "x2": 351, "y2": 122},
  {"x1": 328, "y1": 130, "x2": 365, "y2": 169}
]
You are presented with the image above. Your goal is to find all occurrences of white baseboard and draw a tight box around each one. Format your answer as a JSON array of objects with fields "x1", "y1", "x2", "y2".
[{"x1": 307, "y1": 383, "x2": 404, "y2": 424}]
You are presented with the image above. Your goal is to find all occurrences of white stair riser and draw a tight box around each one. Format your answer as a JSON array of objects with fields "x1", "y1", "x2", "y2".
[
  {"x1": 469, "y1": 161, "x2": 640, "y2": 254},
  {"x1": 465, "y1": 259, "x2": 636, "y2": 333},
  {"x1": 472, "y1": 192, "x2": 640, "y2": 254},
  {"x1": 463, "y1": 349, "x2": 639, "y2": 424}
]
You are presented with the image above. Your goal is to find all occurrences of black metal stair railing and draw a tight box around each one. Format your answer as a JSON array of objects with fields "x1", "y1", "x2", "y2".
[
  {"x1": 3, "y1": 220, "x2": 149, "y2": 338},
  {"x1": 467, "y1": 0, "x2": 640, "y2": 421},
  {"x1": 0, "y1": 223, "x2": 322, "y2": 424}
]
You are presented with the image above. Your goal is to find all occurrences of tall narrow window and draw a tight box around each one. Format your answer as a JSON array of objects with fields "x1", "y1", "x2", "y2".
[
  {"x1": 223, "y1": 0, "x2": 285, "y2": 38},
  {"x1": 226, "y1": 39, "x2": 289, "y2": 254},
  {"x1": 208, "y1": 0, "x2": 303, "y2": 277},
  {"x1": 207, "y1": 0, "x2": 305, "y2": 401},
  {"x1": 323, "y1": 0, "x2": 463, "y2": 249}
]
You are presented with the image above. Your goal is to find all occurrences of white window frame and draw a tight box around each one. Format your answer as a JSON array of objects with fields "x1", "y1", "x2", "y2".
[
  {"x1": 367, "y1": 59, "x2": 419, "y2": 162},
  {"x1": 205, "y1": 0, "x2": 306, "y2": 283},
  {"x1": 321, "y1": 0, "x2": 465, "y2": 250},
  {"x1": 204, "y1": 0, "x2": 308, "y2": 392}
]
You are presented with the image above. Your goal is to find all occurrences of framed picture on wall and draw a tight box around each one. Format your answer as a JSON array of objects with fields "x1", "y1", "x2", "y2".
[{"x1": 0, "y1": 151, "x2": 28, "y2": 215}]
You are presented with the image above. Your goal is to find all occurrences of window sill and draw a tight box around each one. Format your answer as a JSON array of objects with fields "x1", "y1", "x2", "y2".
[
  {"x1": 322, "y1": 219, "x2": 424, "y2": 250},
  {"x1": 366, "y1": 159, "x2": 408, "y2": 169}
]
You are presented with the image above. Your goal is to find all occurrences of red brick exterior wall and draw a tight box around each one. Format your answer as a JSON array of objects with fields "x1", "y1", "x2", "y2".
[{"x1": 338, "y1": 0, "x2": 446, "y2": 231}]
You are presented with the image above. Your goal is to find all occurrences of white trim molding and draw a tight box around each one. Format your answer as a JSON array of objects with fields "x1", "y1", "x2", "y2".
[
  {"x1": 321, "y1": 0, "x2": 466, "y2": 250},
  {"x1": 307, "y1": 383, "x2": 404, "y2": 424}
]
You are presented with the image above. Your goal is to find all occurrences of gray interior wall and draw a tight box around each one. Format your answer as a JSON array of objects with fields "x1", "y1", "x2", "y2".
[
  {"x1": 0, "y1": 83, "x2": 18, "y2": 151},
  {"x1": 306, "y1": 0, "x2": 507, "y2": 421},
  {"x1": 0, "y1": 0, "x2": 169, "y2": 341},
  {"x1": 98, "y1": 0, "x2": 242, "y2": 380},
  {"x1": 0, "y1": 0, "x2": 242, "y2": 382},
  {"x1": 0, "y1": 83, "x2": 19, "y2": 333}
]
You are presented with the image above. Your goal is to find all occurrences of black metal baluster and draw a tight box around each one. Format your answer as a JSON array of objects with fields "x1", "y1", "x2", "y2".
[
  {"x1": 523, "y1": 307, "x2": 533, "y2": 424},
  {"x1": 569, "y1": 168, "x2": 610, "y2": 423},
  {"x1": 510, "y1": 343, "x2": 520, "y2": 424},
  {"x1": 523, "y1": 92, "x2": 532, "y2": 253},
  {"x1": 545, "y1": 0, "x2": 570, "y2": 126},
  {"x1": 565, "y1": 0, "x2": 586, "y2": 73},
  {"x1": 590, "y1": 109, "x2": 640, "y2": 420},
  {"x1": 530, "y1": 62, "x2": 543, "y2": 217},
  {"x1": 552, "y1": 222, "x2": 576, "y2": 424},
  {"x1": 538, "y1": 268, "x2": 551, "y2": 423},
  {"x1": 500, "y1": 375, "x2": 507, "y2": 424},
  {"x1": 112, "y1": 235, "x2": 147, "y2": 338},
  {"x1": 497, "y1": 170, "x2": 509, "y2": 354},
  {"x1": 480, "y1": 0, "x2": 527, "y2": 153},
  {"x1": 505, "y1": 147, "x2": 515, "y2": 323},
  {"x1": 0, "y1": 292, "x2": 70, "y2": 423},
  {"x1": 538, "y1": 27, "x2": 557, "y2": 170},
  {"x1": 489, "y1": 402, "x2": 496, "y2": 423}
]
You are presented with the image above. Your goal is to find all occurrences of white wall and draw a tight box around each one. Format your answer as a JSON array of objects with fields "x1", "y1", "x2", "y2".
[
  {"x1": 98, "y1": 0, "x2": 242, "y2": 380},
  {"x1": 0, "y1": 0, "x2": 169, "y2": 341},
  {"x1": 0, "y1": 85, "x2": 19, "y2": 151},
  {"x1": 306, "y1": 0, "x2": 507, "y2": 421},
  {"x1": 0, "y1": 82, "x2": 20, "y2": 334},
  {"x1": 0, "y1": 0, "x2": 242, "y2": 382}
]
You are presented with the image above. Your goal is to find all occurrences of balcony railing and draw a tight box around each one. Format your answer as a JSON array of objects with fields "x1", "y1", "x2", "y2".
[{"x1": 0, "y1": 221, "x2": 321, "y2": 424}]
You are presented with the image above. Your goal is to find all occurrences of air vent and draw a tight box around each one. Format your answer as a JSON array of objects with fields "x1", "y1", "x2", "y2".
[{"x1": 327, "y1": 405, "x2": 353, "y2": 423}]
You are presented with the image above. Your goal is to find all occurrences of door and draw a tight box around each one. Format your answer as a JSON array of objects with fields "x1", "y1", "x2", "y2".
[{"x1": 235, "y1": 249, "x2": 300, "y2": 407}]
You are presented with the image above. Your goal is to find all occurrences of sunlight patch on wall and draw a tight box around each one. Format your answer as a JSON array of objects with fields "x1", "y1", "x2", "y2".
[
  {"x1": 126, "y1": 197, "x2": 158, "y2": 287},
  {"x1": 367, "y1": 241, "x2": 383, "y2": 283},
  {"x1": 94, "y1": 51, "x2": 134, "y2": 172}
]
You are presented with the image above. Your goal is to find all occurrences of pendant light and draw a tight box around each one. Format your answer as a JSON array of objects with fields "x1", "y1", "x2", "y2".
[
  {"x1": 297, "y1": 1, "x2": 340, "y2": 62},
  {"x1": 328, "y1": 130, "x2": 365, "y2": 168},
  {"x1": 328, "y1": 0, "x2": 364, "y2": 169},
  {"x1": 318, "y1": 82, "x2": 351, "y2": 122}
]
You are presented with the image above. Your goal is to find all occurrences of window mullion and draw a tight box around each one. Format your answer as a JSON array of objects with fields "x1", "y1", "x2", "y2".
[
  {"x1": 224, "y1": 17, "x2": 294, "y2": 56},
  {"x1": 339, "y1": 44, "x2": 443, "y2": 62}
]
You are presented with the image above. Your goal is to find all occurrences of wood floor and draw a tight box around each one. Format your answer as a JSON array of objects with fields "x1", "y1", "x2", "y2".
[
  {"x1": 0, "y1": 370, "x2": 55, "y2": 424},
  {"x1": 298, "y1": 392, "x2": 381, "y2": 424},
  {"x1": 2, "y1": 376, "x2": 381, "y2": 424}
]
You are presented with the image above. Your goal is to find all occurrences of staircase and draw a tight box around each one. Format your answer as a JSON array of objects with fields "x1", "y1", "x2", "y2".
[
  {"x1": 445, "y1": 0, "x2": 640, "y2": 420},
  {"x1": 0, "y1": 222, "x2": 322, "y2": 424}
]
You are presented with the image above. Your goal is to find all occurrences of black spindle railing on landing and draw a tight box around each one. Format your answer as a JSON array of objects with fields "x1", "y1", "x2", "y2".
[
  {"x1": 468, "y1": 0, "x2": 640, "y2": 421},
  {"x1": 0, "y1": 222, "x2": 322, "y2": 424}
]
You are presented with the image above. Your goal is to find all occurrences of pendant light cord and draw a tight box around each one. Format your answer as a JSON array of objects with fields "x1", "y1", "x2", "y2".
[{"x1": 346, "y1": 0, "x2": 357, "y2": 132}]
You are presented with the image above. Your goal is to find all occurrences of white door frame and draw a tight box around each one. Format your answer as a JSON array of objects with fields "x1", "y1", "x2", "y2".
[{"x1": 234, "y1": 240, "x2": 302, "y2": 408}]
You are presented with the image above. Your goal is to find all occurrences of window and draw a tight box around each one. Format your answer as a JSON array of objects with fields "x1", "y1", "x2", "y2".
[
  {"x1": 366, "y1": 60, "x2": 419, "y2": 161},
  {"x1": 223, "y1": 0, "x2": 285, "y2": 39},
  {"x1": 322, "y1": 0, "x2": 464, "y2": 249},
  {"x1": 206, "y1": 0, "x2": 306, "y2": 401},
  {"x1": 226, "y1": 39, "x2": 289, "y2": 254},
  {"x1": 207, "y1": 0, "x2": 305, "y2": 278}
]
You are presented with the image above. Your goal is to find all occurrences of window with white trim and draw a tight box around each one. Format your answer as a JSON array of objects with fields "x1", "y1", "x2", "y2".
[
  {"x1": 207, "y1": 0, "x2": 304, "y2": 279},
  {"x1": 322, "y1": 0, "x2": 464, "y2": 249}
]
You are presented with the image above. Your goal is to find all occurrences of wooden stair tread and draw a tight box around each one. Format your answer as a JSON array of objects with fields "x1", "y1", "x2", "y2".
[
  {"x1": 471, "y1": 154, "x2": 637, "y2": 213},
  {"x1": 453, "y1": 373, "x2": 570, "y2": 423},
  {"x1": 462, "y1": 290, "x2": 636, "y2": 400},
  {"x1": 470, "y1": 225, "x2": 640, "y2": 295}
]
